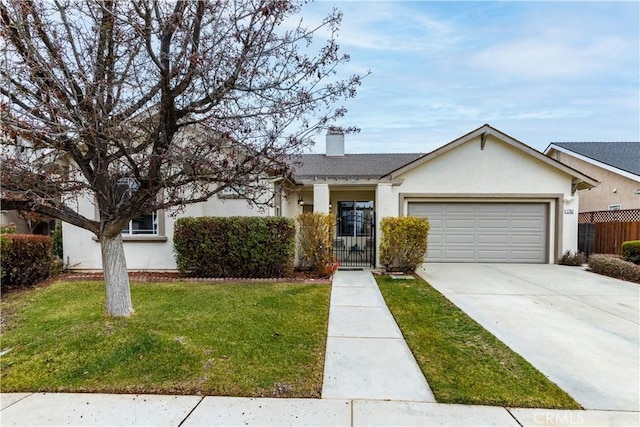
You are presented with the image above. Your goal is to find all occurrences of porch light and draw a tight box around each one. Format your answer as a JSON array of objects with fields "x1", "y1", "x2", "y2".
[{"x1": 298, "y1": 195, "x2": 304, "y2": 206}]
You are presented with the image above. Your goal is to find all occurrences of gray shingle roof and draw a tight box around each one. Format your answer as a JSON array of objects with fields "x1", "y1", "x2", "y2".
[
  {"x1": 551, "y1": 142, "x2": 640, "y2": 176},
  {"x1": 290, "y1": 153, "x2": 424, "y2": 180}
]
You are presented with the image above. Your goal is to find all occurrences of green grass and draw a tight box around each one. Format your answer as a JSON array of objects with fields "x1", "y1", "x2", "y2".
[
  {"x1": 0, "y1": 280, "x2": 330, "y2": 397},
  {"x1": 377, "y1": 275, "x2": 581, "y2": 409}
]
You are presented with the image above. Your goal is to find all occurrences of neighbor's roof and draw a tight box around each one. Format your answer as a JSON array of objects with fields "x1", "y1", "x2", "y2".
[
  {"x1": 546, "y1": 142, "x2": 640, "y2": 177},
  {"x1": 291, "y1": 153, "x2": 424, "y2": 180}
]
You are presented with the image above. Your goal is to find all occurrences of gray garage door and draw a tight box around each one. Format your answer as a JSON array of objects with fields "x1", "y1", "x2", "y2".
[{"x1": 408, "y1": 202, "x2": 547, "y2": 263}]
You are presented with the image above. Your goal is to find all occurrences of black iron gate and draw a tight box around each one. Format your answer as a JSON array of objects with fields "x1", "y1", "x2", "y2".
[
  {"x1": 333, "y1": 212, "x2": 376, "y2": 268},
  {"x1": 578, "y1": 223, "x2": 595, "y2": 256}
]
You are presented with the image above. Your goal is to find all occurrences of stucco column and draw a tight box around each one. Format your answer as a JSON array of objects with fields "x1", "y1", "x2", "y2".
[
  {"x1": 561, "y1": 193, "x2": 579, "y2": 259},
  {"x1": 313, "y1": 183, "x2": 330, "y2": 213},
  {"x1": 375, "y1": 182, "x2": 397, "y2": 266}
]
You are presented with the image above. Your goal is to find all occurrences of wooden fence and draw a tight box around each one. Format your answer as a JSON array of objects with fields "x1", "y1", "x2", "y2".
[{"x1": 578, "y1": 209, "x2": 640, "y2": 256}]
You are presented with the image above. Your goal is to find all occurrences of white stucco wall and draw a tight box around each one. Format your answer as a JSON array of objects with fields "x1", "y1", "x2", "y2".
[
  {"x1": 313, "y1": 184, "x2": 330, "y2": 213},
  {"x1": 377, "y1": 135, "x2": 580, "y2": 263},
  {"x1": 63, "y1": 193, "x2": 270, "y2": 271}
]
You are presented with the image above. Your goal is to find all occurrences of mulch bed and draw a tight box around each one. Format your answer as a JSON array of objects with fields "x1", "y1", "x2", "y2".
[{"x1": 61, "y1": 270, "x2": 332, "y2": 284}]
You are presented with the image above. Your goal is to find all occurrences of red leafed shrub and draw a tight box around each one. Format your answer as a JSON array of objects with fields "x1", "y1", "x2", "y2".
[
  {"x1": 587, "y1": 254, "x2": 640, "y2": 284},
  {"x1": 1, "y1": 234, "x2": 54, "y2": 289}
]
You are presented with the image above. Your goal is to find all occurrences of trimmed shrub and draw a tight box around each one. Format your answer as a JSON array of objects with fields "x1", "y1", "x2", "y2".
[
  {"x1": 558, "y1": 250, "x2": 586, "y2": 266},
  {"x1": 379, "y1": 217, "x2": 430, "y2": 272},
  {"x1": 173, "y1": 216, "x2": 296, "y2": 278},
  {"x1": 1, "y1": 234, "x2": 54, "y2": 289},
  {"x1": 296, "y1": 213, "x2": 335, "y2": 276},
  {"x1": 588, "y1": 254, "x2": 640, "y2": 284},
  {"x1": 621, "y1": 240, "x2": 640, "y2": 265}
]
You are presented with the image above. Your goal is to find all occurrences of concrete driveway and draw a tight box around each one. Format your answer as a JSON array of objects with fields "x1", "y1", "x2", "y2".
[{"x1": 417, "y1": 263, "x2": 640, "y2": 412}]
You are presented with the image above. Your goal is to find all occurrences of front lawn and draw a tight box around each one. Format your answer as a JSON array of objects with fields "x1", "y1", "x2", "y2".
[
  {"x1": 377, "y1": 275, "x2": 581, "y2": 409},
  {"x1": 0, "y1": 280, "x2": 330, "y2": 397}
]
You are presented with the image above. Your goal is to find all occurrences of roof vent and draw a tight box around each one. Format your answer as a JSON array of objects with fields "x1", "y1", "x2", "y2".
[{"x1": 326, "y1": 127, "x2": 344, "y2": 157}]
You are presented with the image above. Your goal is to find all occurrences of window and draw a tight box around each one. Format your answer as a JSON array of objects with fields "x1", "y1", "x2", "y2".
[
  {"x1": 122, "y1": 211, "x2": 158, "y2": 235},
  {"x1": 609, "y1": 204, "x2": 621, "y2": 211},
  {"x1": 218, "y1": 185, "x2": 248, "y2": 199},
  {"x1": 338, "y1": 201, "x2": 373, "y2": 236}
]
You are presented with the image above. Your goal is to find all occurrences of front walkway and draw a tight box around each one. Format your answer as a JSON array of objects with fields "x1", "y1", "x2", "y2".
[{"x1": 322, "y1": 269, "x2": 434, "y2": 401}]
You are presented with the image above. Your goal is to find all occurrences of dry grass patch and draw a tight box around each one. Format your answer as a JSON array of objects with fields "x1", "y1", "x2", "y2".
[{"x1": 1, "y1": 280, "x2": 330, "y2": 397}]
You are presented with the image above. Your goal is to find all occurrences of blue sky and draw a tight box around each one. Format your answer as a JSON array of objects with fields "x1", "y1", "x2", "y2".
[{"x1": 299, "y1": 1, "x2": 639, "y2": 154}]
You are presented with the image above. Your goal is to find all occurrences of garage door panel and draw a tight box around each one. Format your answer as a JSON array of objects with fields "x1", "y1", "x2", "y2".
[
  {"x1": 512, "y1": 234, "x2": 544, "y2": 245},
  {"x1": 412, "y1": 205, "x2": 444, "y2": 215},
  {"x1": 445, "y1": 204, "x2": 477, "y2": 214},
  {"x1": 444, "y1": 249, "x2": 476, "y2": 260},
  {"x1": 477, "y1": 250, "x2": 510, "y2": 261},
  {"x1": 512, "y1": 219, "x2": 544, "y2": 229},
  {"x1": 478, "y1": 205, "x2": 510, "y2": 214},
  {"x1": 512, "y1": 204, "x2": 546, "y2": 214},
  {"x1": 445, "y1": 235, "x2": 475, "y2": 244},
  {"x1": 408, "y1": 202, "x2": 547, "y2": 263},
  {"x1": 511, "y1": 250, "x2": 545, "y2": 261},
  {"x1": 428, "y1": 249, "x2": 443, "y2": 259},
  {"x1": 429, "y1": 234, "x2": 443, "y2": 244},
  {"x1": 445, "y1": 219, "x2": 476, "y2": 229},
  {"x1": 428, "y1": 218, "x2": 444, "y2": 228},
  {"x1": 478, "y1": 219, "x2": 510, "y2": 228},
  {"x1": 478, "y1": 234, "x2": 509, "y2": 244}
]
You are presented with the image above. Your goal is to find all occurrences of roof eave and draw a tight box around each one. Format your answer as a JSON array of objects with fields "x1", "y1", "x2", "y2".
[
  {"x1": 383, "y1": 124, "x2": 601, "y2": 188},
  {"x1": 545, "y1": 144, "x2": 640, "y2": 182}
]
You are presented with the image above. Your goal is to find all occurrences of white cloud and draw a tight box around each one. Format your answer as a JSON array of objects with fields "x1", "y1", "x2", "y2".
[
  {"x1": 470, "y1": 36, "x2": 629, "y2": 79},
  {"x1": 298, "y1": 1, "x2": 639, "y2": 155}
]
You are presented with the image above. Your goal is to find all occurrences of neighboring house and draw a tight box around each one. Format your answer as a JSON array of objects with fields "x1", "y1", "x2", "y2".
[
  {"x1": 63, "y1": 124, "x2": 598, "y2": 270},
  {"x1": 544, "y1": 142, "x2": 640, "y2": 212},
  {"x1": 0, "y1": 210, "x2": 28, "y2": 233}
]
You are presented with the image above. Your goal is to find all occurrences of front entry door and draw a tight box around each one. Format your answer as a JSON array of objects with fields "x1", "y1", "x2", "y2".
[{"x1": 333, "y1": 201, "x2": 375, "y2": 268}]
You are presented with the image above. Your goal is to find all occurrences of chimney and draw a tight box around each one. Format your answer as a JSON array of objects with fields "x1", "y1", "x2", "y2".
[{"x1": 326, "y1": 127, "x2": 345, "y2": 157}]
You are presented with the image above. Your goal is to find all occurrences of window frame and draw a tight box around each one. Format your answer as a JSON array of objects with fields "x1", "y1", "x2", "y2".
[
  {"x1": 337, "y1": 200, "x2": 374, "y2": 237},
  {"x1": 122, "y1": 211, "x2": 159, "y2": 236}
]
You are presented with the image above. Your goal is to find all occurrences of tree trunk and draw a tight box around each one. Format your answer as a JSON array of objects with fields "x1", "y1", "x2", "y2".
[{"x1": 100, "y1": 234, "x2": 133, "y2": 317}]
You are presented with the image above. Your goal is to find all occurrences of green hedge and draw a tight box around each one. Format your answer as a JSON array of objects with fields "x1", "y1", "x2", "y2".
[
  {"x1": 1, "y1": 234, "x2": 54, "y2": 290},
  {"x1": 173, "y1": 216, "x2": 296, "y2": 278},
  {"x1": 379, "y1": 217, "x2": 430, "y2": 272},
  {"x1": 621, "y1": 240, "x2": 640, "y2": 265}
]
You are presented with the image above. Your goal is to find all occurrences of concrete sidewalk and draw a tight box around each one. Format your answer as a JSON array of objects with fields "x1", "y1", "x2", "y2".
[
  {"x1": 2, "y1": 392, "x2": 639, "y2": 426},
  {"x1": 322, "y1": 269, "x2": 434, "y2": 401}
]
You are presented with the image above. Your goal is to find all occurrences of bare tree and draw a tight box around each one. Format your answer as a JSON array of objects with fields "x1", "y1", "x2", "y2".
[{"x1": 0, "y1": 0, "x2": 365, "y2": 316}]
